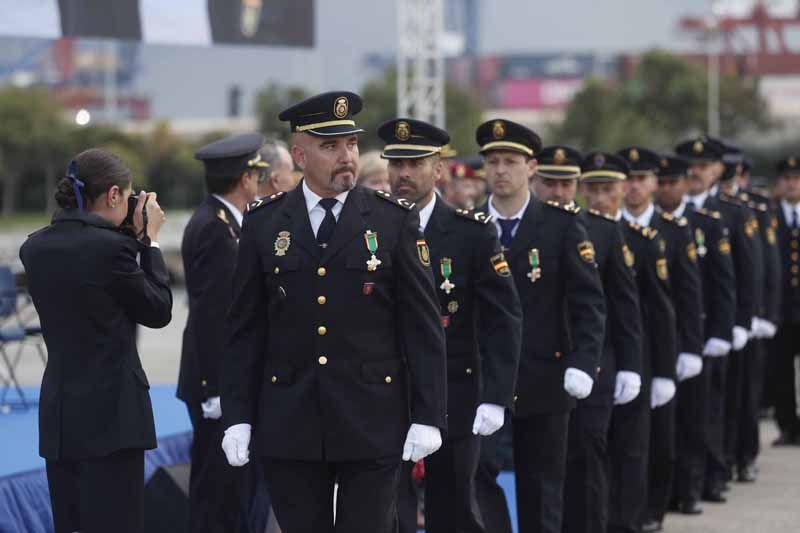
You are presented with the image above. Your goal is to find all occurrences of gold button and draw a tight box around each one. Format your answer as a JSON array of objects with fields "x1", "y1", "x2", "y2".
[
  {"x1": 555, "y1": 351, "x2": 561, "y2": 359},
  {"x1": 271, "y1": 376, "x2": 277, "y2": 383},
  {"x1": 385, "y1": 376, "x2": 392, "y2": 384},
  {"x1": 514, "y1": 395, "x2": 519, "y2": 402},
  {"x1": 317, "y1": 326, "x2": 327, "y2": 336},
  {"x1": 466, "y1": 368, "x2": 473, "y2": 375},
  {"x1": 318, "y1": 356, "x2": 328, "y2": 365},
  {"x1": 317, "y1": 267, "x2": 327, "y2": 277},
  {"x1": 317, "y1": 296, "x2": 327, "y2": 305},
  {"x1": 274, "y1": 266, "x2": 280, "y2": 274},
  {"x1": 201, "y1": 380, "x2": 207, "y2": 387}
]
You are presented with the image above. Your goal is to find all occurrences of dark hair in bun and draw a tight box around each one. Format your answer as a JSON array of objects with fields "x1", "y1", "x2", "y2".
[{"x1": 55, "y1": 148, "x2": 132, "y2": 209}]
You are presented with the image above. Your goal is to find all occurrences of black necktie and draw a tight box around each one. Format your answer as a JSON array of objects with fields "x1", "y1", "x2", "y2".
[
  {"x1": 316, "y1": 198, "x2": 338, "y2": 247},
  {"x1": 793, "y1": 208, "x2": 798, "y2": 230},
  {"x1": 498, "y1": 218, "x2": 520, "y2": 249},
  {"x1": 685, "y1": 201, "x2": 696, "y2": 214}
]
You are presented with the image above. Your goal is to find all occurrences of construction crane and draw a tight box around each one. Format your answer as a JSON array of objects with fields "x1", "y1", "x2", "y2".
[{"x1": 396, "y1": 0, "x2": 445, "y2": 128}]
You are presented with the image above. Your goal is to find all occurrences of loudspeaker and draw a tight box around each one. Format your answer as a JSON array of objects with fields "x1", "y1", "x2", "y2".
[{"x1": 144, "y1": 463, "x2": 190, "y2": 533}]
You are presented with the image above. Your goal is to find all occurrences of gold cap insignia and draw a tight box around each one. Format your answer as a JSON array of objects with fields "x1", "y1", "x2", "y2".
[
  {"x1": 629, "y1": 148, "x2": 640, "y2": 162},
  {"x1": 693, "y1": 140, "x2": 704, "y2": 154},
  {"x1": 492, "y1": 121, "x2": 505, "y2": 140},
  {"x1": 395, "y1": 121, "x2": 411, "y2": 142},
  {"x1": 554, "y1": 148, "x2": 566, "y2": 165},
  {"x1": 593, "y1": 153, "x2": 605, "y2": 167},
  {"x1": 333, "y1": 96, "x2": 349, "y2": 119}
]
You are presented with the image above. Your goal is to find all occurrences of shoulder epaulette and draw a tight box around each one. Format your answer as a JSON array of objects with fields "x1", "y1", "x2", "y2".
[
  {"x1": 374, "y1": 189, "x2": 415, "y2": 210},
  {"x1": 587, "y1": 208, "x2": 616, "y2": 222},
  {"x1": 719, "y1": 192, "x2": 744, "y2": 206},
  {"x1": 627, "y1": 221, "x2": 657, "y2": 239},
  {"x1": 695, "y1": 207, "x2": 722, "y2": 219},
  {"x1": 660, "y1": 211, "x2": 688, "y2": 227},
  {"x1": 545, "y1": 199, "x2": 580, "y2": 214},
  {"x1": 746, "y1": 200, "x2": 768, "y2": 213},
  {"x1": 454, "y1": 208, "x2": 492, "y2": 224},
  {"x1": 247, "y1": 191, "x2": 287, "y2": 214},
  {"x1": 738, "y1": 192, "x2": 750, "y2": 203}
]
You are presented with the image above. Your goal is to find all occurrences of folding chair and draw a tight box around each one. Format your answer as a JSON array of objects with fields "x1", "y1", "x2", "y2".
[{"x1": 0, "y1": 265, "x2": 46, "y2": 412}]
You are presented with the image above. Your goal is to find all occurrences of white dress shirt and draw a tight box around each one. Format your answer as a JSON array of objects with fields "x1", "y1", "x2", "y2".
[
  {"x1": 621, "y1": 203, "x2": 655, "y2": 228},
  {"x1": 782, "y1": 199, "x2": 800, "y2": 229},
  {"x1": 685, "y1": 190, "x2": 710, "y2": 210},
  {"x1": 670, "y1": 201, "x2": 688, "y2": 218},
  {"x1": 487, "y1": 192, "x2": 531, "y2": 240},
  {"x1": 212, "y1": 194, "x2": 244, "y2": 228},
  {"x1": 418, "y1": 194, "x2": 437, "y2": 232},
  {"x1": 303, "y1": 181, "x2": 349, "y2": 237}
]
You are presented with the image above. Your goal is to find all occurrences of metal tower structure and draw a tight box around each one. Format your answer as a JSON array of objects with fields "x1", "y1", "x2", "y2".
[{"x1": 396, "y1": 0, "x2": 446, "y2": 128}]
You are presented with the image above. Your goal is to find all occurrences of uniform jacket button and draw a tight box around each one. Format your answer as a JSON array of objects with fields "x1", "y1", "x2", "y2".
[
  {"x1": 317, "y1": 326, "x2": 327, "y2": 336},
  {"x1": 317, "y1": 296, "x2": 327, "y2": 305},
  {"x1": 385, "y1": 376, "x2": 392, "y2": 384},
  {"x1": 318, "y1": 356, "x2": 328, "y2": 365},
  {"x1": 317, "y1": 267, "x2": 327, "y2": 277},
  {"x1": 271, "y1": 376, "x2": 277, "y2": 383}
]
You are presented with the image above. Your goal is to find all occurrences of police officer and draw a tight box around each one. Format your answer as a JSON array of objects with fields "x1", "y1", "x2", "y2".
[
  {"x1": 677, "y1": 137, "x2": 758, "y2": 502},
  {"x1": 771, "y1": 156, "x2": 800, "y2": 446},
  {"x1": 380, "y1": 117, "x2": 522, "y2": 533},
  {"x1": 579, "y1": 152, "x2": 677, "y2": 533},
  {"x1": 618, "y1": 147, "x2": 703, "y2": 531},
  {"x1": 654, "y1": 154, "x2": 736, "y2": 515},
  {"x1": 530, "y1": 145, "x2": 642, "y2": 533},
  {"x1": 218, "y1": 92, "x2": 447, "y2": 533},
  {"x1": 475, "y1": 121, "x2": 606, "y2": 533},
  {"x1": 178, "y1": 133, "x2": 267, "y2": 533}
]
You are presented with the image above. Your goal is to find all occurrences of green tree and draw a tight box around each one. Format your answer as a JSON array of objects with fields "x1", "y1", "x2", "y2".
[
  {"x1": 255, "y1": 83, "x2": 310, "y2": 141},
  {"x1": 553, "y1": 50, "x2": 772, "y2": 150}
]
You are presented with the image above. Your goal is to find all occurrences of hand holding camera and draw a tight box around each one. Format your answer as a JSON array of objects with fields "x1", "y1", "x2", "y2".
[{"x1": 130, "y1": 191, "x2": 166, "y2": 244}]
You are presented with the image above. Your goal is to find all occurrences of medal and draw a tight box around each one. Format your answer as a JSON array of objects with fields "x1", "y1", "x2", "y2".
[
  {"x1": 274, "y1": 231, "x2": 291, "y2": 256},
  {"x1": 364, "y1": 230, "x2": 382, "y2": 271},
  {"x1": 695, "y1": 228, "x2": 707, "y2": 257},
  {"x1": 439, "y1": 258, "x2": 455, "y2": 294},
  {"x1": 527, "y1": 248, "x2": 541, "y2": 282}
]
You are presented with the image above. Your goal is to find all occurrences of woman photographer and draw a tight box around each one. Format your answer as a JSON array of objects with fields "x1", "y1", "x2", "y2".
[{"x1": 19, "y1": 148, "x2": 173, "y2": 533}]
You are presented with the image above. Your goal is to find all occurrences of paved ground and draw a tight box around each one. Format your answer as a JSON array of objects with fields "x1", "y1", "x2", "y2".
[{"x1": 5, "y1": 288, "x2": 800, "y2": 532}]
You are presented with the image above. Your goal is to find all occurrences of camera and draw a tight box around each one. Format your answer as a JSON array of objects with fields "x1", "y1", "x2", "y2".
[{"x1": 120, "y1": 191, "x2": 149, "y2": 240}]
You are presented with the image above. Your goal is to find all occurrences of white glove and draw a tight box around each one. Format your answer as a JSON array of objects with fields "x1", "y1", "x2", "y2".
[
  {"x1": 752, "y1": 317, "x2": 777, "y2": 339},
  {"x1": 613, "y1": 371, "x2": 642, "y2": 405},
  {"x1": 732, "y1": 326, "x2": 749, "y2": 351},
  {"x1": 750, "y1": 317, "x2": 759, "y2": 339},
  {"x1": 564, "y1": 367, "x2": 594, "y2": 399},
  {"x1": 221, "y1": 423, "x2": 251, "y2": 467},
  {"x1": 402, "y1": 423, "x2": 442, "y2": 462},
  {"x1": 676, "y1": 353, "x2": 703, "y2": 382},
  {"x1": 651, "y1": 377, "x2": 676, "y2": 409},
  {"x1": 703, "y1": 337, "x2": 732, "y2": 357},
  {"x1": 472, "y1": 403, "x2": 505, "y2": 436},
  {"x1": 201, "y1": 396, "x2": 222, "y2": 419}
]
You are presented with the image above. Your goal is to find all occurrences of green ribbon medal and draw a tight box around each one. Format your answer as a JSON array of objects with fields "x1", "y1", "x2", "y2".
[
  {"x1": 440, "y1": 257, "x2": 455, "y2": 294},
  {"x1": 364, "y1": 230, "x2": 382, "y2": 271},
  {"x1": 695, "y1": 228, "x2": 707, "y2": 257},
  {"x1": 527, "y1": 248, "x2": 541, "y2": 282}
]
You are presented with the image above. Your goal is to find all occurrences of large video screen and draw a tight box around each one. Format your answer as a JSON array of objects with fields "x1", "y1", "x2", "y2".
[{"x1": 0, "y1": 0, "x2": 315, "y2": 47}]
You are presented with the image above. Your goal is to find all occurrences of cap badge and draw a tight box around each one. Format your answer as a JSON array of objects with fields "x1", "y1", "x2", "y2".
[
  {"x1": 693, "y1": 141, "x2": 704, "y2": 154},
  {"x1": 395, "y1": 121, "x2": 411, "y2": 142},
  {"x1": 333, "y1": 96, "x2": 349, "y2": 119},
  {"x1": 554, "y1": 148, "x2": 566, "y2": 165},
  {"x1": 492, "y1": 121, "x2": 505, "y2": 140},
  {"x1": 629, "y1": 148, "x2": 640, "y2": 162},
  {"x1": 593, "y1": 153, "x2": 606, "y2": 167}
]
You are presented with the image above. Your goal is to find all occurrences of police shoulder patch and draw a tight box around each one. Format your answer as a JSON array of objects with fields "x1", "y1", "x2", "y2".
[
  {"x1": 455, "y1": 208, "x2": 492, "y2": 225},
  {"x1": 546, "y1": 200, "x2": 580, "y2": 214},
  {"x1": 247, "y1": 191, "x2": 286, "y2": 214},
  {"x1": 374, "y1": 189, "x2": 415, "y2": 210}
]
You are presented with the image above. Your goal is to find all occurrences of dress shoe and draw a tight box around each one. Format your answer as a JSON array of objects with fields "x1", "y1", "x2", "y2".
[
  {"x1": 702, "y1": 488, "x2": 727, "y2": 503},
  {"x1": 679, "y1": 501, "x2": 704, "y2": 515},
  {"x1": 738, "y1": 463, "x2": 758, "y2": 482},
  {"x1": 641, "y1": 518, "x2": 663, "y2": 532}
]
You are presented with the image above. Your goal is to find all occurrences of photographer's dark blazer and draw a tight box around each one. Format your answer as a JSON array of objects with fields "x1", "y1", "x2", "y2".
[{"x1": 20, "y1": 209, "x2": 173, "y2": 460}]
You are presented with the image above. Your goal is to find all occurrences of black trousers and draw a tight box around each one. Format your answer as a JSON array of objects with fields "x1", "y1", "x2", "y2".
[
  {"x1": 705, "y1": 356, "x2": 729, "y2": 490},
  {"x1": 736, "y1": 339, "x2": 766, "y2": 468},
  {"x1": 607, "y1": 383, "x2": 650, "y2": 533},
  {"x1": 563, "y1": 402, "x2": 613, "y2": 533},
  {"x1": 262, "y1": 456, "x2": 401, "y2": 533},
  {"x1": 46, "y1": 448, "x2": 144, "y2": 533},
  {"x1": 674, "y1": 362, "x2": 710, "y2": 505},
  {"x1": 186, "y1": 402, "x2": 249, "y2": 533},
  {"x1": 724, "y1": 346, "x2": 748, "y2": 476},
  {"x1": 771, "y1": 325, "x2": 800, "y2": 438},
  {"x1": 425, "y1": 433, "x2": 485, "y2": 533},
  {"x1": 475, "y1": 428, "x2": 513, "y2": 533},
  {"x1": 513, "y1": 412, "x2": 570, "y2": 533},
  {"x1": 397, "y1": 461, "x2": 419, "y2": 533},
  {"x1": 646, "y1": 398, "x2": 676, "y2": 522}
]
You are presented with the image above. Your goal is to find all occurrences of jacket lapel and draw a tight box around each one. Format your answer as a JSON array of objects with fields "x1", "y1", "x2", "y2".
[
  {"x1": 281, "y1": 185, "x2": 321, "y2": 260},
  {"x1": 423, "y1": 196, "x2": 451, "y2": 246},
  {"x1": 208, "y1": 195, "x2": 241, "y2": 237},
  {"x1": 321, "y1": 187, "x2": 370, "y2": 263},
  {"x1": 508, "y1": 199, "x2": 541, "y2": 261}
]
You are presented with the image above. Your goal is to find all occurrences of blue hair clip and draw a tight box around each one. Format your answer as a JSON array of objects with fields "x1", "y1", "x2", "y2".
[{"x1": 66, "y1": 160, "x2": 85, "y2": 211}]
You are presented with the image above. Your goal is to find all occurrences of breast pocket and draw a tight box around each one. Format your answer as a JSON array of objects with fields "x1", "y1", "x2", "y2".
[
  {"x1": 264, "y1": 255, "x2": 301, "y2": 305},
  {"x1": 345, "y1": 253, "x2": 394, "y2": 303}
]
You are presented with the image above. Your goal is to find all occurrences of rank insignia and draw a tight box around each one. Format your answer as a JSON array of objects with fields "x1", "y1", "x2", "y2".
[
  {"x1": 622, "y1": 244, "x2": 635, "y2": 268},
  {"x1": 490, "y1": 253, "x2": 511, "y2": 277},
  {"x1": 695, "y1": 228, "x2": 707, "y2": 257},
  {"x1": 447, "y1": 300, "x2": 459, "y2": 314},
  {"x1": 527, "y1": 248, "x2": 541, "y2": 282},
  {"x1": 364, "y1": 230, "x2": 382, "y2": 271},
  {"x1": 417, "y1": 239, "x2": 431, "y2": 266},
  {"x1": 656, "y1": 258, "x2": 669, "y2": 281},
  {"x1": 217, "y1": 209, "x2": 230, "y2": 225},
  {"x1": 274, "y1": 231, "x2": 291, "y2": 256},
  {"x1": 719, "y1": 237, "x2": 731, "y2": 255},
  {"x1": 687, "y1": 242, "x2": 698, "y2": 262},
  {"x1": 440, "y1": 258, "x2": 456, "y2": 294},
  {"x1": 578, "y1": 241, "x2": 596, "y2": 263}
]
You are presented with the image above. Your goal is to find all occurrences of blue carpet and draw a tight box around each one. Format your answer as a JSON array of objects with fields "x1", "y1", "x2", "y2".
[{"x1": 0, "y1": 385, "x2": 191, "y2": 477}]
